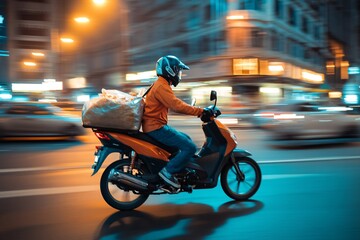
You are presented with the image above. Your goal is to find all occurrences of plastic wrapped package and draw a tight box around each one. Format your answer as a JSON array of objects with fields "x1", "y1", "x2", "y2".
[{"x1": 82, "y1": 89, "x2": 145, "y2": 131}]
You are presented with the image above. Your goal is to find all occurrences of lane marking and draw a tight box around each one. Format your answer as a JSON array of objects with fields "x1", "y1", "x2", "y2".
[
  {"x1": 257, "y1": 155, "x2": 360, "y2": 164},
  {"x1": 0, "y1": 185, "x2": 98, "y2": 199},
  {"x1": 0, "y1": 165, "x2": 91, "y2": 173},
  {"x1": 0, "y1": 156, "x2": 359, "y2": 174},
  {"x1": 0, "y1": 173, "x2": 323, "y2": 199},
  {"x1": 262, "y1": 173, "x2": 323, "y2": 180}
]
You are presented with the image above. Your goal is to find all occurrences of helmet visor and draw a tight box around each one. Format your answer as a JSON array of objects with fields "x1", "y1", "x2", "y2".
[{"x1": 179, "y1": 61, "x2": 190, "y2": 70}]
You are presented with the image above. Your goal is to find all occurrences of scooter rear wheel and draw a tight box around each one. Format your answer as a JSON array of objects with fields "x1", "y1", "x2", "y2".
[
  {"x1": 220, "y1": 157, "x2": 261, "y2": 200},
  {"x1": 100, "y1": 159, "x2": 149, "y2": 211}
]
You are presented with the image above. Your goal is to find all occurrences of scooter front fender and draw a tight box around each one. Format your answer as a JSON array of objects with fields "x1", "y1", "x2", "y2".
[
  {"x1": 232, "y1": 148, "x2": 252, "y2": 158},
  {"x1": 92, "y1": 147, "x2": 120, "y2": 176}
]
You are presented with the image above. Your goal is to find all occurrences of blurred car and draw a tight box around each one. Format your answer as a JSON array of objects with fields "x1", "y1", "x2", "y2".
[
  {"x1": 251, "y1": 100, "x2": 307, "y2": 129},
  {"x1": 0, "y1": 101, "x2": 85, "y2": 138},
  {"x1": 252, "y1": 100, "x2": 360, "y2": 140}
]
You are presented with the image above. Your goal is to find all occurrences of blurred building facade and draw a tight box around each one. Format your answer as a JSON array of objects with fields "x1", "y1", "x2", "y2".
[
  {"x1": 3, "y1": 0, "x2": 360, "y2": 105},
  {"x1": 123, "y1": 0, "x2": 359, "y2": 105},
  {"x1": 0, "y1": 0, "x2": 10, "y2": 96},
  {"x1": 4, "y1": 0, "x2": 129, "y2": 101},
  {"x1": 6, "y1": 0, "x2": 64, "y2": 100}
]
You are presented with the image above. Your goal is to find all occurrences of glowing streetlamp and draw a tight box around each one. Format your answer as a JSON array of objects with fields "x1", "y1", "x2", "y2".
[
  {"x1": 32, "y1": 52, "x2": 45, "y2": 57},
  {"x1": 23, "y1": 61, "x2": 37, "y2": 67},
  {"x1": 74, "y1": 17, "x2": 90, "y2": 23},
  {"x1": 93, "y1": 0, "x2": 106, "y2": 6},
  {"x1": 60, "y1": 37, "x2": 74, "y2": 43}
]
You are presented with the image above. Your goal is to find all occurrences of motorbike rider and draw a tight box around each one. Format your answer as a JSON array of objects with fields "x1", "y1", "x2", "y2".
[{"x1": 142, "y1": 55, "x2": 206, "y2": 189}]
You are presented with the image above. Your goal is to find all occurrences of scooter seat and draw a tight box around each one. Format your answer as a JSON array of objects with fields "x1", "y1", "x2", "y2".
[
  {"x1": 92, "y1": 127, "x2": 179, "y2": 155},
  {"x1": 129, "y1": 131, "x2": 179, "y2": 155}
]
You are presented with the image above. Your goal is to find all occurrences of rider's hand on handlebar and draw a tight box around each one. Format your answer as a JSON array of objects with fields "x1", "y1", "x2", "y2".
[{"x1": 201, "y1": 107, "x2": 215, "y2": 122}]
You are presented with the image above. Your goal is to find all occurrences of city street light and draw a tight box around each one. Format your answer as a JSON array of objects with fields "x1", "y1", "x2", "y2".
[
  {"x1": 74, "y1": 17, "x2": 90, "y2": 23},
  {"x1": 60, "y1": 37, "x2": 74, "y2": 43},
  {"x1": 32, "y1": 52, "x2": 45, "y2": 57},
  {"x1": 93, "y1": 0, "x2": 106, "y2": 6},
  {"x1": 23, "y1": 61, "x2": 37, "y2": 67}
]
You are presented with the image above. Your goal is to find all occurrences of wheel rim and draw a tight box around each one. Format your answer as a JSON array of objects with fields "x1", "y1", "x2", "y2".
[
  {"x1": 106, "y1": 165, "x2": 144, "y2": 204},
  {"x1": 227, "y1": 162, "x2": 257, "y2": 195}
]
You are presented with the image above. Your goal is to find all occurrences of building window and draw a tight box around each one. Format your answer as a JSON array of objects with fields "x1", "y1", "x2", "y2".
[
  {"x1": 15, "y1": 40, "x2": 48, "y2": 50},
  {"x1": 286, "y1": 38, "x2": 292, "y2": 55},
  {"x1": 205, "y1": 4, "x2": 211, "y2": 22},
  {"x1": 301, "y1": 16, "x2": 308, "y2": 33},
  {"x1": 278, "y1": 34, "x2": 285, "y2": 52},
  {"x1": 274, "y1": 0, "x2": 284, "y2": 19},
  {"x1": 233, "y1": 58, "x2": 259, "y2": 75},
  {"x1": 271, "y1": 30, "x2": 279, "y2": 51},
  {"x1": 215, "y1": 30, "x2": 227, "y2": 53},
  {"x1": 187, "y1": 7, "x2": 200, "y2": 29},
  {"x1": 251, "y1": 29, "x2": 264, "y2": 48},
  {"x1": 297, "y1": 43, "x2": 305, "y2": 59},
  {"x1": 17, "y1": 27, "x2": 49, "y2": 37},
  {"x1": 288, "y1": 6, "x2": 297, "y2": 26},
  {"x1": 17, "y1": 11, "x2": 49, "y2": 21},
  {"x1": 200, "y1": 36, "x2": 210, "y2": 53},
  {"x1": 313, "y1": 25, "x2": 320, "y2": 39},
  {"x1": 233, "y1": 28, "x2": 247, "y2": 48}
]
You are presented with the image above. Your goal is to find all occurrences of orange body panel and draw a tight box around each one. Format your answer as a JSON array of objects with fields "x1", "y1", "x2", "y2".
[
  {"x1": 214, "y1": 119, "x2": 237, "y2": 156},
  {"x1": 109, "y1": 133, "x2": 170, "y2": 161}
]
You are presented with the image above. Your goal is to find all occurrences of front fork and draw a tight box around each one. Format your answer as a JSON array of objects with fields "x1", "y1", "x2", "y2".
[{"x1": 230, "y1": 153, "x2": 245, "y2": 181}]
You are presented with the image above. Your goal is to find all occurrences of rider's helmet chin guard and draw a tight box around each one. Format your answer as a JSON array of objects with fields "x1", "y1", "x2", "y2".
[{"x1": 156, "y1": 55, "x2": 190, "y2": 87}]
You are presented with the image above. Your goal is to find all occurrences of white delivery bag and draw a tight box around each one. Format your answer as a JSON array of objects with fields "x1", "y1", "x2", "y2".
[{"x1": 82, "y1": 89, "x2": 145, "y2": 131}]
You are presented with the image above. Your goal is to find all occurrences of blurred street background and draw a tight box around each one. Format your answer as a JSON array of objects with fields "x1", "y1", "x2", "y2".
[
  {"x1": 1, "y1": 0, "x2": 360, "y2": 239},
  {"x1": 0, "y1": 122, "x2": 360, "y2": 239}
]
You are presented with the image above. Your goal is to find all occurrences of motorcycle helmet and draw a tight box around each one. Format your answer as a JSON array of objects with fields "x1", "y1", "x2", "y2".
[{"x1": 156, "y1": 55, "x2": 190, "y2": 87}]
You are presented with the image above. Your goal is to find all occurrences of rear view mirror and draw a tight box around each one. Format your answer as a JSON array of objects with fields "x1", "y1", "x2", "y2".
[
  {"x1": 191, "y1": 98, "x2": 196, "y2": 106},
  {"x1": 210, "y1": 91, "x2": 217, "y2": 101}
]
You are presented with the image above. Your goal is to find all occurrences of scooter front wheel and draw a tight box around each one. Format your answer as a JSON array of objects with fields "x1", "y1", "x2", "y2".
[
  {"x1": 100, "y1": 159, "x2": 149, "y2": 211},
  {"x1": 220, "y1": 157, "x2": 261, "y2": 200}
]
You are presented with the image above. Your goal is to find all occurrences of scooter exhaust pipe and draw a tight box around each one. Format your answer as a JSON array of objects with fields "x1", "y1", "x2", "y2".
[{"x1": 112, "y1": 171, "x2": 149, "y2": 191}]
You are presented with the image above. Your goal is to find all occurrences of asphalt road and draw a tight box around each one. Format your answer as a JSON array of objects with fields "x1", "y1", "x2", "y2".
[{"x1": 0, "y1": 127, "x2": 360, "y2": 240}]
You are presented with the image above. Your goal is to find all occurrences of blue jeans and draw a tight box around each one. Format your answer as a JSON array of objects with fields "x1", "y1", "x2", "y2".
[{"x1": 147, "y1": 125, "x2": 197, "y2": 174}]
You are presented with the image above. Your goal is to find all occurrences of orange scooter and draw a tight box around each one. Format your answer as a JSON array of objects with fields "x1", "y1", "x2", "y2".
[{"x1": 89, "y1": 91, "x2": 261, "y2": 210}]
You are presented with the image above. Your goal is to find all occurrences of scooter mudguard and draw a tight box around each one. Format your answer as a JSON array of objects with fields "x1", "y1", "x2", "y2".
[
  {"x1": 92, "y1": 147, "x2": 119, "y2": 176},
  {"x1": 232, "y1": 148, "x2": 252, "y2": 158}
]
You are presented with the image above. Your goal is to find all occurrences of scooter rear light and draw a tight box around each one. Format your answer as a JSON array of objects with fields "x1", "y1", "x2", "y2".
[{"x1": 94, "y1": 132, "x2": 111, "y2": 140}]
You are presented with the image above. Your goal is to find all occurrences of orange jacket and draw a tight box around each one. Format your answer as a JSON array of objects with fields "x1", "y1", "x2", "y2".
[{"x1": 142, "y1": 77, "x2": 203, "y2": 133}]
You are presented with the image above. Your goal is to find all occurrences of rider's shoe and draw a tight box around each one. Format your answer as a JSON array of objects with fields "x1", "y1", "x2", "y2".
[{"x1": 158, "y1": 167, "x2": 180, "y2": 188}]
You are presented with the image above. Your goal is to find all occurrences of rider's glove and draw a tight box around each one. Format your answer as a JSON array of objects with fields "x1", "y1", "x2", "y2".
[{"x1": 201, "y1": 107, "x2": 214, "y2": 122}]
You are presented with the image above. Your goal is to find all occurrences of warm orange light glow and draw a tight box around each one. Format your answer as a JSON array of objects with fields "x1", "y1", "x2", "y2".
[
  {"x1": 93, "y1": 0, "x2": 106, "y2": 6},
  {"x1": 227, "y1": 15, "x2": 244, "y2": 20},
  {"x1": 233, "y1": 58, "x2": 259, "y2": 75},
  {"x1": 74, "y1": 17, "x2": 90, "y2": 23},
  {"x1": 60, "y1": 38, "x2": 74, "y2": 43},
  {"x1": 301, "y1": 70, "x2": 324, "y2": 83},
  {"x1": 32, "y1": 52, "x2": 45, "y2": 57},
  {"x1": 328, "y1": 91, "x2": 342, "y2": 98},
  {"x1": 341, "y1": 61, "x2": 349, "y2": 67},
  {"x1": 268, "y1": 62, "x2": 284, "y2": 72},
  {"x1": 23, "y1": 61, "x2": 37, "y2": 66}
]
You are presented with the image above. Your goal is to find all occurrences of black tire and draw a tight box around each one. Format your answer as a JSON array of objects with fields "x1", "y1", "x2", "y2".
[
  {"x1": 100, "y1": 159, "x2": 149, "y2": 211},
  {"x1": 221, "y1": 157, "x2": 261, "y2": 200}
]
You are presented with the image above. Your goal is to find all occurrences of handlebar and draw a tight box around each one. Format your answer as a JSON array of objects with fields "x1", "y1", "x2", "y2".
[{"x1": 201, "y1": 106, "x2": 221, "y2": 122}]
